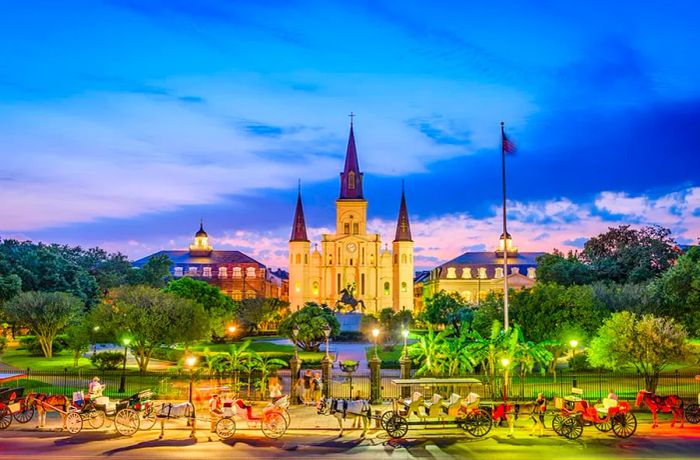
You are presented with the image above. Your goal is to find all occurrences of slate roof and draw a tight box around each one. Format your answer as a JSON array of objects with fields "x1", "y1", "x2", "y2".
[
  {"x1": 433, "y1": 251, "x2": 546, "y2": 280},
  {"x1": 132, "y1": 250, "x2": 265, "y2": 268}
]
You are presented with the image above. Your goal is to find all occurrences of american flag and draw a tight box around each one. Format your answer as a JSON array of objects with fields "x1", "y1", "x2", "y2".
[{"x1": 502, "y1": 132, "x2": 517, "y2": 154}]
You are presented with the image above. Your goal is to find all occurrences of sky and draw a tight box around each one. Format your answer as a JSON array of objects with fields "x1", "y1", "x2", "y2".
[{"x1": 1, "y1": 1, "x2": 699, "y2": 270}]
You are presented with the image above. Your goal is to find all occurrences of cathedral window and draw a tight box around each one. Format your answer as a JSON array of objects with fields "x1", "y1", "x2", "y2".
[
  {"x1": 246, "y1": 267, "x2": 256, "y2": 278},
  {"x1": 446, "y1": 267, "x2": 457, "y2": 279},
  {"x1": 312, "y1": 281, "x2": 319, "y2": 296},
  {"x1": 344, "y1": 223, "x2": 350, "y2": 234},
  {"x1": 348, "y1": 171, "x2": 356, "y2": 189},
  {"x1": 232, "y1": 267, "x2": 242, "y2": 278},
  {"x1": 337, "y1": 274, "x2": 342, "y2": 293},
  {"x1": 401, "y1": 254, "x2": 407, "y2": 264},
  {"x1": 218, "y1": 267, "x2": 228, "y2": 278},
  {"x1": 401, "y1": 281, "x2": 407, "y2": 292},
  {"x1": 295, "y1": 281, "x2": 301, "y2": 293},
  {"x1": 295, "y1": 254, "x2": 301, "y2": 264},
  {"x1": 203, "y1": 267, "x2": 212, "y2": 278},
  {"x1": 304, "y1": 254, "x2": 308, "y2": 264},
  {"x1": 353, "y1": 223, "x2": 359, "y2": 234},
  {"x1": 361, "y1": 274, "x2": 365, "y2": 295},
  {"x1": 383, "y1": 282, "x2": 390, "y2": 296},
  {"x1": 174, "y1": 267, "x2": 183, "y2": 277}
]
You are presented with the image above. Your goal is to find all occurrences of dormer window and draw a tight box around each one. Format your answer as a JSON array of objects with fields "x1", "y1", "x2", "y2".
[
  {"x1": 478, "y1": 267, "x2": 487, "y2": 279},
  {"x1": 218, "y1": 267, "x2": 228, "y2": 278},
  {"x1": 461, "y1": 267, "x2": 472, "y2": 279},
  {"x1": 188, "y1": 267, "x2": 198, "y2": 276},
  {"x1": 246, "y1": 267, "x2": 256, "y2": 278},
  {"x1": 446, "y1": 267, "x2": 457, "y2": 279},
  {"x1": 174, "y1": 267, "x2": 183, "y2": 277},
  {"x1": 203, "y1": 267, "x2": 212, "y2": 278},
  {"x1": 527, "y1": 267, "x2": 536, "y2": 279},
  {"x1": 495, "y1": 267, "x2": 503, "y2": 278}
]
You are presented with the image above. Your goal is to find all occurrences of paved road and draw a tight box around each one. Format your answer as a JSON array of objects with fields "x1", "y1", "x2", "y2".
[{"x1": 3, "y1": 411, "x2": 700, "y2": 459}]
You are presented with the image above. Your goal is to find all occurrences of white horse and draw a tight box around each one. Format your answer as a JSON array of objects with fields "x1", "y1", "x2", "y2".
[{"x1": 317, "y1": 397, "x2": 372, "y2": 437}]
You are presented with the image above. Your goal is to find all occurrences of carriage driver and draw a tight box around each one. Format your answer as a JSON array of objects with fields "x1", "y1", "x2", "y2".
[
  {"x1": 88, "y1": 376, "x2": 104, "y2": 398},
  {"x1": 208, "y1": 393, "x2": 223, "y2": 432}
]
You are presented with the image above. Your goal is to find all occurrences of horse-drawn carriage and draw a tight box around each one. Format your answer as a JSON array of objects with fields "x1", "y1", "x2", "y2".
[
  {"x1": 214, "y1": 395, "x2": 290, "y2": 440},
  {"x1": 378, "y1": 378, "x2": 492, "y2": 439},
  {"x1": 684, "y1": 375, "x2": 700, "y2": 424},
  {"x1": 0, "y1": 387, "x2": 35, "y2": 430},
  {"x1": 62, "y1": 389, "x2": 154, "y2": 435},
  {"x1": 552, "y1": 388, "x2": 637, "y2": 439}
]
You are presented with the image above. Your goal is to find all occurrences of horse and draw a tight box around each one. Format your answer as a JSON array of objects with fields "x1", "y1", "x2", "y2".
[
  {"x1": 335, "y1": 288, "x2": 365, "y2": 313},
  {"x1": 157, "y1": 402, "x2": 197, "y2": 439},
  {"x1": 317, "y1": 397, "x2": 372, "y2": 437},
  {"x1": 25, "y1": 392, "x2": 69, "y2": 429},
  {"x1": 635, "y1": 390, "x2": 684, "y2": 428}
]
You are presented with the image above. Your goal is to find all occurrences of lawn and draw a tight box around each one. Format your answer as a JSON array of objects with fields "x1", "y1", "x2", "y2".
[
  {"x1": 365, "y1": 344, "x2": 405, "y2": 367},
  {"x1": 188, "y1": 340, "x2": 327, "y2": 365},
  {"x1": 1, "y1": 346, "x2": 95, "y2": 371}
]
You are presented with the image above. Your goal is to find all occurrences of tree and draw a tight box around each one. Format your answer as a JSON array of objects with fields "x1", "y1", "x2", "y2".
[
  {"x1": 653, "y1": 246, "x2": 700, "y2": 336},
  {"x1": 590, "y1": 281, "x2": 658, "y2": 315},
  {"x1": 582, "y1": 225, "x2": 678, "y2": 283},
  {"x1": 408, "y1": 326, "x2": 447, "y2": 377},
  {"x1": 3, "y1": 291, "x2": 82, "y2": 357},
  {"x1": 278, "y1": 302, "x2": 340, "y2": 352},
  {"x1": 588, "y1": 312, "x2": 689, "y2": 391},
  {"x1": 63, "y1": 318, "x2": 93, "y2": 366},
  {"x1": 164, "y1": 277, "x2": 239, "y2": 339},
  {"x1": 130, "y1": 254, "x2": 172, "y2": 288},
  {"x1": 238, "y1": 297, "x2": 287, "y2": 332},
  {"x1": 536, "y1": 250, "x2": 593, "y2": 286},
  {"x1": 421, "y1": 290, "x2": 470, "y2": 329},
  {"x1": 377, "y1": 308, "x2": 415, "y2": 346},
  {"x1": 91, "y1": 285, "x2": 208, "y2": 372},
  {"x1": 470, "y1": 292, "x2": 504, "y2": 337}
]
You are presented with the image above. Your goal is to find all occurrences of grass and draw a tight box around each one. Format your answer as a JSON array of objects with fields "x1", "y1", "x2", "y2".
[
  {"x1": 187, "y1": 340, "x2": 326, "y2": 364},
  {"x1": 1, "y1": 346, "x2": 95, "y2": 371},
  {"x1": 365, "y1": 344, "x2": 405, "y2": 367}
]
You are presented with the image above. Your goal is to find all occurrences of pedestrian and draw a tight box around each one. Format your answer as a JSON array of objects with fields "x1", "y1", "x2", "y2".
[
  {"x1": 208, "y1": 393, "x2": 222, "y2": 433},
  {"x1": 303, "y1": 370, "x2": 313, "y2": 405},
  {"x1": 530, "y1": 392, "x2": 547, "y2": 436},
  {"x1": 295, "y1": 376, "x2": 306, "y2": 404},
  {"x1": 269, "y1": 375, "x2": 283, "y2": 402},
  {"x1": 88, "y1": 376, "x2": 104, "y2": 398},
  {"x1": 312, "y1": 372, "x2": 323, "y2": 404},
  {"x1": 607, "y1": 388, "x2": 618, "y2": 401}
]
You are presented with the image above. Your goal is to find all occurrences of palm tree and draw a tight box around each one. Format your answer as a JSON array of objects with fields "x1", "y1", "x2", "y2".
[
  {"x1": 254, "y1": 355, "x2": 288, "y2": 398},
  {"x1": 408, "y1": 326, "x2": 447, "y2": 377}
]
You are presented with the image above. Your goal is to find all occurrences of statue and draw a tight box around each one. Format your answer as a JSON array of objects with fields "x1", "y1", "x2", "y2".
[{"x1": 335, "y1": 283, "x2": 365, "y2": 313}]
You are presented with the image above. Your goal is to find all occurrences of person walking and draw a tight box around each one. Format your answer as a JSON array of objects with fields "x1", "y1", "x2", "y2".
[
  {"x1": 269, "y1": 376, "x2": 283, "y2": 402},
  {"x1": 530, "y1": 393, "x2": 547, "y2": 436},
  {"x1": 295, "y1": 376, "x2": 306, "y2": 405},
  {"x1": 208, "y1": 393, "x2": 222, "y2": 433},
  {"x1": 312, "y1": 372, "x2": 322, "y2": 404},
  {"x1": 303, "y1": 370, "x2": 313, "y2": 405}
]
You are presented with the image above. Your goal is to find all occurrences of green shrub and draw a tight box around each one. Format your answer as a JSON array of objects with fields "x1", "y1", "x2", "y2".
[
  {"x1": 568, "y1": 351, "x2": 596, "y2": 372},
  {"x1": 151, "y1": 347, "x2": 185, "y2": 362},
  {"x1": 90, "y1": 351, "x2": 124, "y2": 370}
]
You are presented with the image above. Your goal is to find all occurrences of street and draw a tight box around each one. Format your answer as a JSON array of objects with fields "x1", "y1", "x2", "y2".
[{"x1": 2, "y1": 410, "x2": 700, "y2": 459}]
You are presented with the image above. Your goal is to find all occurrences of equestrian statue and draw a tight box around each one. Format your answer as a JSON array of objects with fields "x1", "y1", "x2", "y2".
[{"x1": 335, "y1": 283, "x2": 365, "y2": 313}]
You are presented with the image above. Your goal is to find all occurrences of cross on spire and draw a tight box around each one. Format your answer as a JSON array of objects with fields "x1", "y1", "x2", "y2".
[{"x1": 348, "y1": 112, "x2": 356, "y2": 126}]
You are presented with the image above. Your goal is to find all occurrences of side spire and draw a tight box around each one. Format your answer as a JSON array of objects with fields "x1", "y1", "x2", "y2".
[
  {"x1": 339, "y1": 114, "x2": 364, "y2": 199},
  {"x1": 394, "y1": 181, "x2": 412, "y2": 242},
  {"x1": 290, "y1": 182, "x2": 309, "y2": 242}
]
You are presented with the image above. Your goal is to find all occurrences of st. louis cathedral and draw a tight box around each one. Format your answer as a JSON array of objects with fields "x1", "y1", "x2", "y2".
[{"x1": 288, "y1": 121, "x2": 414, "y2": 312}]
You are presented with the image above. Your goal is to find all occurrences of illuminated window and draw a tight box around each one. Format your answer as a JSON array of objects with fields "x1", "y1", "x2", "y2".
[
  {"x1": 463, "y1": 291, "x2": 473, "y2": 302},
  {"x1": 348, "y1": 171, "x2": 356, "y2": 189},
  {"x1": 218, "y1": 267, "x2": 228, "y2": 278},
  {"x1": 295, "y1": 281, "x2": 301, "y2": 293},
  {"x1": 174, "y1": 267, "x2": 183, "y2": 277},
  {"x1": 478, "y1": 267, "x2": 487, "y2": 279},
  {"x1": 353, "y1": 223, "x2": 359, "y2": 234},
  {"x1": 401, "y1": 281, "x2": 407, "y2": 292},
  {"x1": 295, "y1": 254, "x2": 301, "y2": 264},
  {"x1": 383, "y1": 282, "x2": 390, "y2": 296},
  {"x1": 232, "y1": 267, "x2": 242, "y2": 278},
  {"x1": 188, "y1": 267, "x2": 198, "y2": 276},
  {"x1": 461, "y1": 268, "x2": 472, "y2": 279},
  {"x1": 203, "y1": 267, "x2": 212, "y2": 278},
  {"x1": 495, "y1": 267, "x2": 503, "y2": 278},
  {"x1": 232, "y1": 290, "x2": 242, "y2": 300},
  {"x1": 527, "y1": 267, "x2": 536, "y2": 279},
  {"x1": 312, "y1": 281, "x2": 319, "y2": 296},
  {"x1": 246, "y1": 267, "x2": 256, "y2": 278},
  {"x1": 446, "y1": 267, "x2": 457, "y2": 279}
]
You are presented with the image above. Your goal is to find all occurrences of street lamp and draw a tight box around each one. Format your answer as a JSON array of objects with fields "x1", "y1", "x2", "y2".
[
  {"x1": 500, "y1": 358, "x2": 510, "y2": 402},
  {"x1": 569, "y1": 339, "x2": 578, "y2": 373},
  {"x1": 118, "y1": 337, "x2": 131, "y2": 393},
  {"x1": 323, "y1": 323, "x2": 332, "y2": 359},
  {"x1": 292, "y1": 324, "x2": 300, "y2": 361},
  {"x1": 92, "y1": 326, "x2": 100, "y2": 355},
  {"x1": 401, "y1": 327, "x2": 409, "y2": 357},
  {"x1": 228, "y1": 325, "x2": 237, "y2": 335},
  {"x1": 185, "y1": 355, "x2": 197, "y2": 404},
  {"x1": 372, "y1": 327, "x2": 380, "y2": 360}
]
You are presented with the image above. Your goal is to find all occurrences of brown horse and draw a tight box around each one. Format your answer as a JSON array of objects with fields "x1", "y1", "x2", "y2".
[
  {"x1": 25, "y1": 393, "x2": 69, "y2": 429},
  {"x1": 635, "y1": 390, "x2": 684, "y2": 428}
]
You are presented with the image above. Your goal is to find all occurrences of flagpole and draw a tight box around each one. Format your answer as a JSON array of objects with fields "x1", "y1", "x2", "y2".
[{"x1": 501, "y1": 121, "x2": 509, "y2": 331}]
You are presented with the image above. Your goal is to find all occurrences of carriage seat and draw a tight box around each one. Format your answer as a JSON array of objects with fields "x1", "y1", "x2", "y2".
[
  {"x1": 423, "y1": 394, "x2": 443, "y2": 418},
  {"x1": 222, "y1": 400, "x2": 237, "y2": 418},
  {"x1": 594, "y1": 398, "x2": 618, "y2": 414},
  {"x1": 441, "y1": 393, "x2": 463, "y2": 416},
  {"x1": 399, "y1": 393, "x2": 424, "y2": 418}
]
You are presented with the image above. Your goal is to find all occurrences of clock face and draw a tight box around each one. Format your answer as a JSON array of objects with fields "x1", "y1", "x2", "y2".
[{"x1": 346, "y1": 242, "x2": 357, "y2": 253}]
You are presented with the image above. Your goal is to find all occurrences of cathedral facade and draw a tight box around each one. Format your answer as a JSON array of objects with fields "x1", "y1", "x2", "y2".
[{"x1": 288, "y1": 122, "x2": 414, "y2": 313}]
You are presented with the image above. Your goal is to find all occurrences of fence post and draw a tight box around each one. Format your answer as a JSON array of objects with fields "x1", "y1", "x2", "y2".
[
  {"x1": 289, "y1": 356, "x2": 301, "y2": 405},
  {"x1": 399, "y1": 355, "x2": 411, "y2": 399},
  {"x1": 63, "y1": 368, "x2": 68, "y2": 395},
  {"x1": 369, "y1": 356, "x2": 382, "y2": 404},
  {"x1": 675, "y1": 370, "x2": 679, "y2": 396},
  {"x1": 321, "y1": 355, "x2": 333, "y2": 398}
]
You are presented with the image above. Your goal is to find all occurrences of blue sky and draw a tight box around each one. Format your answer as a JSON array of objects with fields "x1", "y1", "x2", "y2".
[{"x1": 1, "y1": 1, "x2": 699, "y2": 269}]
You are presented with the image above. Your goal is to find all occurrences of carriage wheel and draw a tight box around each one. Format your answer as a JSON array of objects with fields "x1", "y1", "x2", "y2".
[
  {"x1": 114, "y1": 409, "x2": 140, "y2": 436},
  {"x1": 66, "y1": 412, "x2": 83, "y2": 434},
  {"x1": 611, "y1": 412, "x2": 637, "y2": 438},
  {"x1": 87, "y1": 410, "x2": 106, "y2": 429},
  {"x1": 551, "y1": 414, "x2": 564, "y2": 436},
  {"x1": 384, "y1": 414, "x2": 409, "y2": 439},
  {"x1": 281, "y1": 408, "x2": 291, "y2": 428},
  {"x1": 261, "y1": 411, "x2": 287, "y2": 439},
  {"x1": 560, "y1": 416, "x2": 583, "y2": 440},
  {"x1": 140, "y1": 407, "x2": 158, "y2": 431},
  {"x1": 685, "y1": 403, "x2": 700, "y2": 424},
  {"x1": 13, "y1": 401, "x2": 35, "y2": 424},
  {"x1": 462, "y1": 410, "x2": 492, "y2": 437},
  {"x1": 380, "y1": 411, "x2": 396, "y2": 431},
  {"x1": 593, "y1": 419, "x2": 612, "y2": 432},
  {"x1": 216, "y1": 417, "x2": 237, "y2": 439},
  {"x1": 0, "y1": 407, "x2": 12, "y2": 430}
]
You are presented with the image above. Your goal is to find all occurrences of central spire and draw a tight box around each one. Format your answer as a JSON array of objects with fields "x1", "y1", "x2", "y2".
[
  {"x1": 290, "y1": 182, "x2": 309, "y2": 242},
  {"x1": 339, "y1": 115, "x2": 364, "y2": 199},
  {"x1": 394, "y1": 181, "x2": 413, "y2": 242}
]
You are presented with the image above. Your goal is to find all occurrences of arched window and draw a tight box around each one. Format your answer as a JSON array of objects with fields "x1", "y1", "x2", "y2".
[
  {"x1": 232, "y1": 267, "x2": 242, "y2": 278},
  {"x1": 312, "y1": 281, "x2": 319, "y2": 296},
  {"x1": 218, "y1": 267, "x2": 228, "y2": 278},
  {"x1": 246, "y1": 267, "x2": 256, "y2": 278},
  {"x1": 401, "y1": 281, "x2": 407, "y2": 292},
  {"x1": 446, "y1": 267, "x2": 457, "y2": 279},
  {"x1": 304, "y1": 254, "x2": 308, "y2": 264},
  {"x1": 383, "y1": 282, "x2": 390, "y2": 296},
  {"x1": 344, "y1": 223, "x2": 350, "y2": 234},
  {"x1": 295, "y1": 254, "x2": 301, "y2": 264},
  {"x1": 401, "y1": 254, "x2": 407, "y2": 264}
]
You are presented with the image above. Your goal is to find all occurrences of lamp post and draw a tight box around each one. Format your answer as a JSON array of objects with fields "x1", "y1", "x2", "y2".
[
  {"x1": 570, "y1": 339, "x2": 578, "y2": 388},
  {"x1": 321, "y1": 323, "x2": 332, "y2": 398},
  {"x1": 500, "y1": 358, "x2": 510, "y2": 402},
  {"x1": 323, "y1": 324, "x2": 332, "y2": 359},
  {"x1": 185, "y1": 355, "x2": 197, "y2": 404},
  {"x1": 290, "y1": 324, "x2": 302, "y2": 404},
  {"x1": 399, "y1": 327, "x2": 412, "y2": 399},
  {"x1": 92, "y1": 326, "x2": 100, "y2": 355},
  {"x1": 292, "y1": 324, "x2": 300, "y2": 362},
  {"x1": 372, "y1": 327, "x2": 380, "y2": 360},
  {"x1": 118, "y1": 337, "x2": 131, "y2": 393},
  {"x1": 401, "y1": 327, "x2": 409, "y2": 358}
]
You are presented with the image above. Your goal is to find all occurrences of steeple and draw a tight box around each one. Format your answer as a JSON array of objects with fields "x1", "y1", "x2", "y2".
[
  {"x1": 339, "y1": 115, "x2": 364, "y2": 199},
  {"x1": 290, "y1": 183, "x2": 309, "y2": 242},
  {"x1": 394, "y1": 182, "x2": 412, "y2": 242}
]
